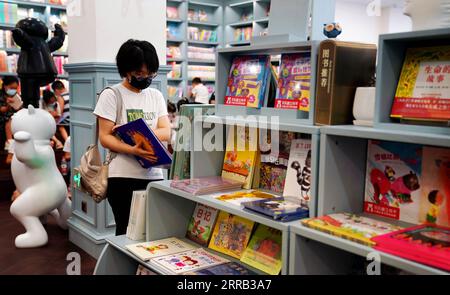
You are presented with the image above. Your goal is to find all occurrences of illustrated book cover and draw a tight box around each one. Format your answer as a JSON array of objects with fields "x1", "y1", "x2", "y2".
[
  {"x1": 125, "y1": 238, "x2": 196, "y2": 262},
  {"x1": 242, "y1": 197, "x2": 309, "y2": 222},
  {"x1": 213, "y1": 190, "x2": 278, "y2": 207},
  {"x1": 186, "y1": 203, "x2": 219, "y2": 247}
]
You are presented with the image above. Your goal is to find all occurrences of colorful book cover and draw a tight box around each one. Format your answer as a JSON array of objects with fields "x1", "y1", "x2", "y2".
[
  {"x1": 283, "y1": 139, "x2": 312, "y2": 208},
  {"x1": 151, "y1": 248, "x2": 229, "y2": 275},
  {"x1": 242, "y1": 198, "x2": 309, "y2": 222},
  {"x1": 185, "y1": 262, "x2": 257, "y2": 275},
  {"x1": 275, "y1": 53, "x2": 312, "y2": 111},
  {"x1": 301, "y1": 213, "x2": 403, "y2": 246},
  {"x1": 240, "y1": 224, "x2": 283, "y2": 275},
  {"x1": 208, "y1": 211, "x2": 255, "y2": 259},
  {"x1": 170, "y1": 177, "x2": 243, "y2": 195},
  {"x1": 222, "y1": 126, "x2": 258, "y2": 189},
  {"x1": 364, "y1": 140, "x2": 423, "y2": 223},
  {"x1": 186, "y1": 204, "x2": 219, "y2": 246},
  {"x1": 125, "y1": 238, "x2": 196, "y2": 261},
  {"x1": 372, "y1": 225, "x2": 450, "y2": 271},
  {"x1": 115, "y1": 118, "x2": 172, "y2": 169},
  {"x1": 391, "y1": 45, "x2": 450, "y2": 121},
  {"x1": 213, "y1": 190, "x2": 278, "y2": 207},
  {"x1": 259, "y1": 131, "x2": 296, "y2": 193},
  {"x1": 419, "y1": 147, "x2": 450, "y2": 227},
  {"x1": 225, "y1": 55, "x2": 271, "y2": 108}
]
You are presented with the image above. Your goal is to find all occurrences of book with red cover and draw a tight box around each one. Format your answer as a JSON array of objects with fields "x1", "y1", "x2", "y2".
[{"x1": 372, "y1": 225, "x2": 450, "y2": 271}]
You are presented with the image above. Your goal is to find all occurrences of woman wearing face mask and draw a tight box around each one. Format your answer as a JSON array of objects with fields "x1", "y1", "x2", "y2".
[
  {"x1": 0, "y1": 76, "x2": 23, "y2": 151},
  {"x1": 94, "y1": 39, "x2": 171, "y2": 236}
]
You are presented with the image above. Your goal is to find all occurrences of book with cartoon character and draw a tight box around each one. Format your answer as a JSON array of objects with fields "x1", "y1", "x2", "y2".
[
  {"x1": 224, "y1": 55, "x2": 271, "y2": 108},
  {"x1": 364, "y1": 140, "x2": 423, "y2": 224},
  {"x1": 242, "y1": 197, "x2": 309, "y2": 222},
  {"x1": 151, "y1": 248, "x2": 229, "y2": 275},
  {"x1": 213, "y1": 190, "x2": 278, "y2": 207},
  {"x1": 186, "y1": 204, "x2": 219, "y2": 246},
  {"x1": 283, "y1": 139, "x2": 312, "y2": 209},
  {"x1": 125, "y1": 238, "x2": 196, "y2": 261},
  {"x1": 208, "y1": 211, "x2": 255, "y2": 259},
  {"x1": 275, "y1": 53, "x2": 312, "y2": 111},
  {"x1": 115, "y1": 118, "x2": 172, "y2": 169},
  {"x1": 240, "y1": 224, "x2": 283, "y2": 275}
]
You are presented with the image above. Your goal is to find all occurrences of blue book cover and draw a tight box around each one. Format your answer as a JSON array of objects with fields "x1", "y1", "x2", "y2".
[
  {"x1": 115, "y1": 118, "x2": 172, "y2": 169},
  {"x1": 242, "y1": 198, "x2": 309, "y2": 222},
  {"x1": 186, "y1": 262, "x2": 256, "y2": 275}
]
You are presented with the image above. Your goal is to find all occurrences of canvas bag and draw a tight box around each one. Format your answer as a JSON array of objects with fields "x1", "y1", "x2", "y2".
[{"x1": 77, "y1": 85, "x2": 124, "y2": 203}]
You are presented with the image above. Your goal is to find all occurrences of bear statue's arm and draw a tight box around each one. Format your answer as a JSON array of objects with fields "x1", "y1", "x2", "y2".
[
  {"x1": 12, "y1": 28, "x2": 33, "y2": 50},
  {"x1": 13, "y1": 131, "x2": 45, "y2": 169},
  {"x1": 47, "y1": 23, "x2": 66, "y2": 53}
]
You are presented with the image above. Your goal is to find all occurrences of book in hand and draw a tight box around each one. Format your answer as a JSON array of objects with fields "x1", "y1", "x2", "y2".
[
  {"x1": 372, "y1": 225, "x2": 450, "y2": 271},
  {"x1": 208, "y1": 211, "x2": 255, "y2": 259},
  {"x1": 391, "y1": 45, "x2": 450, "y2": 122},
  {"x1": 115, "y1": 118, "x2": 172, "y2": 169},
  {"x1": 186, "y1": 204, "x2": 219, "y2": 247},
  {"x1": 213, "y1": 190, "x2": 278, "y2": 207},
  {"x1": 240, "y1": 224, "x2": 283, "y2": 275},
  {"x1": 275, "y1": 53, "x2": 312, "y2": 111},
  {"x1": 301, "y1": 213, "x2": 403, "y2": 246},
  {"x1": 151, "y1": 248, "x2": 229, "y2": 275},
  {"x1": 170, "y1": 176, "x2": 243, "y2": 195},
  {"x1": 184, "y1": 262, "x2": 257, "y2": 275},
  {"x1": 125, "y1": 238, "x2": 196, "y2": 261},
  {"x1": 242, "y1": 197, "x2": 309, "y2": 222}
]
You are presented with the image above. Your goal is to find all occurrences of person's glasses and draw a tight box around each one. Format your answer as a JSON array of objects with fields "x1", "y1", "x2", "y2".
[{"x1": 133, "y1": 72, "x2": 158, "y2": 80}]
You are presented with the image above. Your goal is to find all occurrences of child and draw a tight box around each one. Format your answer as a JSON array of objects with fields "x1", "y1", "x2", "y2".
[
  {"x1": 0, "y1": 76, "x2": 23, "y2": 151},
  {"x1": 190, "y1": 77, "x2": 209, "y2": 104},
  {"x1": 41, "y1": 90, "x2": 64, "y2": 150}
]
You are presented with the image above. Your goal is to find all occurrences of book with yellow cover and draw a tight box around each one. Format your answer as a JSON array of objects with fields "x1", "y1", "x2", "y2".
[
  {"x1": 208, "y1": 211, "x2": 255, "y2": 259},
  {"x1": 235, "y1": 80, "x2": 262, "y2": 108},
  {"x1": 221, "y1": 126, "x2": 258, "y2": 189},
  {"x1": 240, "y1": 224, "x2": 282, "y2": 275},
  {"x1": 391, "y1": 45, "x2": 450, "y2": 122},
  {"x1": 301, "y1": 213, "x2": 403, "y2": 246}
]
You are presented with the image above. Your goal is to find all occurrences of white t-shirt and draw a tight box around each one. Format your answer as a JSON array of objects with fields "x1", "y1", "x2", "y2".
[
  {"x1": 192, "y1": 84, "x2": 210, "y2": 104},
  {"x1": 63, "y1": 136, "x2": 71, "y2": 153},
  {"x1": 93, "y1": 84, "x2": 168, "y2": 180}
]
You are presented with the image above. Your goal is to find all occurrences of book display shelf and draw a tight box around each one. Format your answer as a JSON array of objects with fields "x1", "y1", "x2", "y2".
[{"x1": 0, "y1": 0, "x2": 68, "y2": 79}]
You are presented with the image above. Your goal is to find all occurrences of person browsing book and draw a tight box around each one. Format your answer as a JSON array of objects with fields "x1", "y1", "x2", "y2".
[
  {"x1": 190, "y1": 77, "x2": 210, "y2": 104},
  {"x1": 94, "y1": 39, "x2": 171, "y2": 236}
]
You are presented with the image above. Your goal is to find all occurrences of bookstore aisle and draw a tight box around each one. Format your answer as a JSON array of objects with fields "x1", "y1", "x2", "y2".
[{"x1": 1, "y1": 0, "x2": 450, "y2": 279}]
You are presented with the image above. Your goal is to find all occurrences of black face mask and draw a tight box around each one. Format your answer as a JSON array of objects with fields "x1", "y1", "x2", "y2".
[{"x1": 129, "y1": 75, "x2": 153, "y2": 90}]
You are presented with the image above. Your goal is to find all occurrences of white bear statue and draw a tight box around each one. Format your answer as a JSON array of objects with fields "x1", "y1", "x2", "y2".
[{"x1": 10, "y1": 105, "x2": 71, "y2": 248}]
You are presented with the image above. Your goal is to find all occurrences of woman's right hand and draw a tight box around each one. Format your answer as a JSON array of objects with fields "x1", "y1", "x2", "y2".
[{"x1": 130, "y1": 140, "x2": 157, "y2": 163}]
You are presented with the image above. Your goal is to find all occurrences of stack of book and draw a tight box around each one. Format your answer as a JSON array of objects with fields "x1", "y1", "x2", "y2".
[
  {"x1": 126, "y1": 191, "x2": 147, "y2": 241},
  {"x1": 233, "y1": 27, "x2": 253, "y2": 42},
  {"x1": 167, "y1": 62, "x2": 182, "y2": 79},
  {"x1": 167, "y1": 46, "x2": 182, "y2": 59},
  {"x1": 187, "y1": 65, "x2": 215, "y2": 81},
  {"x1": 0, "y1": 30, "x2": 16, "y2": 49},
  {"x1": 188, "y1": 27, "x2": 218, "y2": 43},
  {"x1": 170, "y1": 176, "x2": 244, "y2": 196},
  {"x1": 187, "y1": 46, "x2": 215, "y2": 61}
]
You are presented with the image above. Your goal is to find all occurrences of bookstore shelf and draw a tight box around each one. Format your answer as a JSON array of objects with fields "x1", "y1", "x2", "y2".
[
  {"x1": 167, "y1": 38, "x2": 186, "y2": 43},
  {"x1": 227, "y1": 40, "x2": 251, "y2": 47},
  {"x1": 168, "y1": 78, "x2": 184, "y2": 82},
  {"x1": 228, "y1": 0, "x2": 254, "y2": 8},
  {"x1": 1, "y1": 47, "x2": 20, "y2": 53},
  {"x1": 255, "y1": 17, "x2": 269, "y2": 23},
  {"x1": 0, "y1": 72, "x2": 68, "y2": 79},
  {"x1": 167, "y1": 58, "x2": 185, "y2": 63},
  {"x1": 188, "y1": 40, "x2": 220, "y2": 46},
  {"x1": 189, "y1": 1, "x2": 222, "y2": 8},
  {"x1": 289, "y1": 223, "x2": 449, "y2": 275},
  {"x1": 167, "y1": 18, "x2": 184, "y2": 23},
  {"x1": 187, "y1": 59, "x2": 216, "y2": 64},
  {"x1": 145, "y1": 180, "x2": 294, "y2": 275},
  {"x1": 2, "y1": 0, "x2": 66, "y2": 10},
  {"x1": 0, "y1": 23, "x2": 16, "y2": 29},
  {"x1": 228, "y1": 20, "x2": 254, "y2": 27},
  {"x1": 188, "y1": 20, "x2": 220, "y2": 27}
]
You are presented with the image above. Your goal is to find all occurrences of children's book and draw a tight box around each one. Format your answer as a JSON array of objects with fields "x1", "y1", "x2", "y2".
[
  {"x1": 283, "y1": 139, "x2": 312, "y2": 208},
  {"x1": 222, "y1": 126, "x2": 258, "y2": 189},
  {"x1": 301, "y1": 213, "x2": 403, "y2": 246},
  {"x1": 151, "y1": 248, "x2": 229, "y2": 275},
  {"x1": 275, "y1": 53, "x2": 312, "y2": 111},
  {"x1": 208, "y1": 211, "x2": 255, "y2": 259},
  {"x1": 419, "y1": 147, "x2": 450, "y2": 227},
  {"x1": 186, "y1": 204, "x2": 219, "y2": 246},
  {"x1": 364, "y1": 140, "x2": 423, "y2": 223},
  {"x1": 391, "y1": 45, "x2": 450, "y2": 122},
  {"x1": 115, "y1": 118, "x2": 172, "y2": 169},
  {"x1": 242, "y1": 198, "x2": 309, "y2": 222},
  {"x1": 259, "y1": 131, "x2": 296, "y2": 193},
  {"x1": 125, "y1": 238, "x2": 196, "y2": 262},
  {"x1": 213, "y1": 190, "x2": 278, "y2": 207},
  {"x1": 240, "y1": 224, "x2": 283, "y2": 275},
  {"x1": 170, "y1": 177, "x2": 243, "y2": 196},
  {"x1": 224, "y1": 55, "x2": 271, "y2": 108},
  {"x1": 184, "y1": 262, "x2": 257, "y2": 275},
  {"x1": 372, "y1": 225, "x2": 450, "y2": 271}
]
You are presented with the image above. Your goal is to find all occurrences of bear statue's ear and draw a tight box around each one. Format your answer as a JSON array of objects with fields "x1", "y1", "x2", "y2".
[{"x1": 28, "y1": 105, "x2": 36, "y2": 115}]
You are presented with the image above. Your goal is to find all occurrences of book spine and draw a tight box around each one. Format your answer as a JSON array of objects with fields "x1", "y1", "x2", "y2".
[{"x1": 314, "y1": 41, "x2": 336, "y2": 125}]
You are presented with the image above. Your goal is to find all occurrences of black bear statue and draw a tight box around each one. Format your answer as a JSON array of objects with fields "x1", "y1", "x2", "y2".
[{"x1": 12, "y1": 18, "x2": 65, "y2": 108}]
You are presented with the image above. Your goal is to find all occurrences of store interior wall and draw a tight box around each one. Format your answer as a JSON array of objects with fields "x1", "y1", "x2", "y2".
[{"x1": 336, "y1": 0, "x2": 412, "y2": 44}]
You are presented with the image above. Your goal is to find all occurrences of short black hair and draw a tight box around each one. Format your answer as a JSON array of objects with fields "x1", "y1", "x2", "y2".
[
  {"x1": 116, "y1": 39, "x2": 160, "y2": 78},
  {"x1": 192, "y1": 77, "x2": 202, "y2": 84},
  {"x1": 177, "y1": 97, "x2": 189, "y2": 112},
  {"x1": 42, "y1": 90, "x2": 56, "y2": 104},
  {"x1": 167, "y1": 101, "x2": 177, "y2": 113},
  {"x1": 52, "y1": 80, "x2": 66, "y2": 91},
  {"x1": 428, "y1": 190, "x2": 439, "y2": 204},
  {"x1": 2, "y1": 76, "x2": 19, "y2": 88}
]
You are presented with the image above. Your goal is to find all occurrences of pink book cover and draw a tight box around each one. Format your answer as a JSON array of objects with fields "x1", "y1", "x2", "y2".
[
  {"x1": 372, "y1": 225, "x2": 450, "y2": 271},
  {"x1": 170, "y1": 177, "x2": 243, "y2": 195}
]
